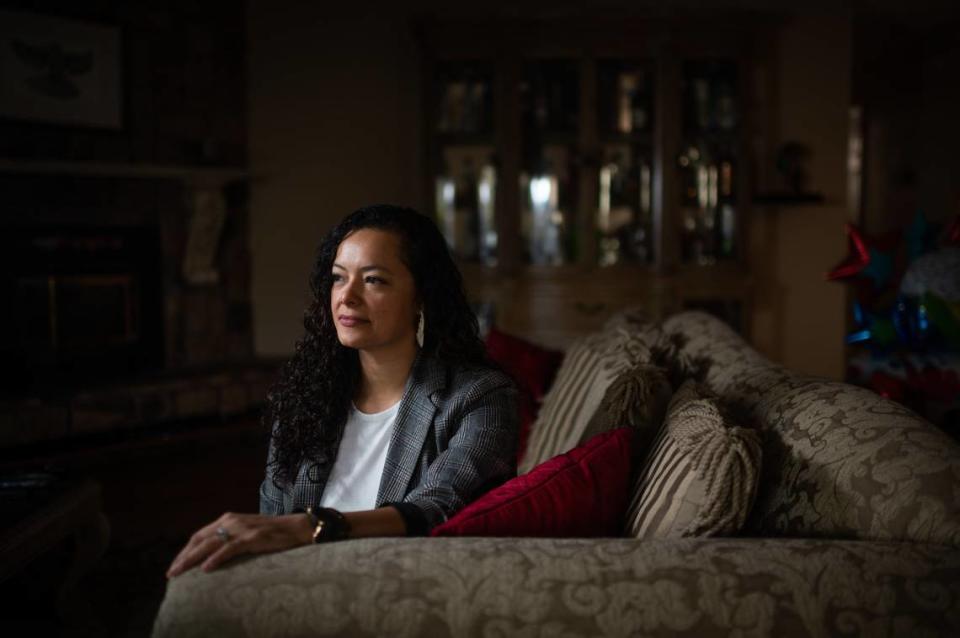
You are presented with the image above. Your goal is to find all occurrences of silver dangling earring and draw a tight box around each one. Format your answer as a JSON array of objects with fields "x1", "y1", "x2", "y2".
[{"x1": 416, "y1": 309, "x2": 425, "y2": 348}]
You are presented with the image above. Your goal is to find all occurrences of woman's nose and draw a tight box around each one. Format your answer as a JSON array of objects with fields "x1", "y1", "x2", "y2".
[{"x1": 338, "y1": 278, "x2": 360, "y2": 306}]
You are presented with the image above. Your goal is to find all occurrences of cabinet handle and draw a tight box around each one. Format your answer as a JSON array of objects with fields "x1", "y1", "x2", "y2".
[{"x1": 573, "y1": 301, "x2": 607, "y2": 316}]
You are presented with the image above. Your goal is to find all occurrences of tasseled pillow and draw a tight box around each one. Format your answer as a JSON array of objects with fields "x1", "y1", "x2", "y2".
[{"x1": 624, "y1": 379, "x2": 762, "y2": 538}]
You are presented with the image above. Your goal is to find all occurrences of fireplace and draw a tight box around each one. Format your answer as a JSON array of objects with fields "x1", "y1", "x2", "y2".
[
  {"x1": 0, "y1": 174, "x2": 273, "y2": 451},
  {"x1": 1, "y1": 226, "x2": 164, "y2": 395}
]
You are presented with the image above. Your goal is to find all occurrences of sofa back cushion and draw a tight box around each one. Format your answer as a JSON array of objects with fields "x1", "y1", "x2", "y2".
[
  {"x1": 624, "y1": 380, "x2": 762, "y2": 538},
  {"x1": 577, "y1": 364, "x2": 672, "y2": 450},
  {"x1": 518, "y1": 326, "x2": 668, "y2": 474},
  {"x1": 662, "y1": 310, "x2": 960, "y2": 547}
]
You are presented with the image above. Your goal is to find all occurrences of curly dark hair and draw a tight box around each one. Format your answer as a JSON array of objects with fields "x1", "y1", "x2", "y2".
[{"x1": 263, "y1": 204, "x2": 488, "y2": 487}]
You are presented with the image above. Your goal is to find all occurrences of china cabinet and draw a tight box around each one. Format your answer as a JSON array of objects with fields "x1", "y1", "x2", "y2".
[{"x1": 420, "y1": 18, "x2": 763, "y2": 348}]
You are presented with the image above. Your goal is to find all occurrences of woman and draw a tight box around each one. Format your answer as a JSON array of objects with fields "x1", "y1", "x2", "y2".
[{"x1": 166, "y1": 204, "x2": 518, "y2": 578}]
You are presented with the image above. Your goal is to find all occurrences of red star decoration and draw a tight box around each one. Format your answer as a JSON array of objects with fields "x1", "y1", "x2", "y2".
[
  {"x1": 943, "y1": 214, "x2": 960, "y2": 246},
  {"x1": 826, "y1": 223, "x2": 871, "y2": 281}
]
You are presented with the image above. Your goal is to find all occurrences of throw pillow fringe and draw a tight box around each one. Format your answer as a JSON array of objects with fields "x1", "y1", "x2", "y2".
[
  {"x1": 670, "y1": 398, "x2": 762, "y2": 536},
  {"x1": 601, "y1": 364, "x2": 671, "y2": 430}
]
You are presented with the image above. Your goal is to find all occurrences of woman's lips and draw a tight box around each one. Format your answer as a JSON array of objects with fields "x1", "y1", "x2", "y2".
[{"x1": 338, "y1": 316, "x2": 368, "y2": 327}]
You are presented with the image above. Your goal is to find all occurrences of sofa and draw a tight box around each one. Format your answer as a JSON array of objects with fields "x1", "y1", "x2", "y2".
[{"x1": 152, "y1": 311, "x2": 960, "y2": 637}]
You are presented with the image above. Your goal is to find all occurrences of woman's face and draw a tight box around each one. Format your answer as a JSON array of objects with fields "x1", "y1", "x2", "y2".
[{"x1": 330, "y1": 228, "x2": 419, "y2": 354}]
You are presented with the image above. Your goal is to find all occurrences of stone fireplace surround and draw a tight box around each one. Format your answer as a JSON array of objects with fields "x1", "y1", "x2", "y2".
[{"x1": 0, "y1": 167, "x2": 277, "y2": 451}]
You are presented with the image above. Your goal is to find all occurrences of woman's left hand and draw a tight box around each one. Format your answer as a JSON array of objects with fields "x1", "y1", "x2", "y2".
[{"x1": 166, "y1": 512, "x2": 312, "y2": 579}]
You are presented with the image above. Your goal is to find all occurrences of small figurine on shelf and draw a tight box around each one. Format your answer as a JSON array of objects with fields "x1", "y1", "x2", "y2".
[{"x1": 775, "y1": 142, "x2": 812, "y2": 195}]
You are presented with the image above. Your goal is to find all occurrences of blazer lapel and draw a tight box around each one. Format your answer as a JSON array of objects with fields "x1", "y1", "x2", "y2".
[{"x1": 375, "y1": 350, "x2": 446, "y2": 506}]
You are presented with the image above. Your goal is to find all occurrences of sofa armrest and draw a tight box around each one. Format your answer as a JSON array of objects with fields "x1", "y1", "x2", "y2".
[
  {"x1": 662, "y1": 311, "x2": 960, "y2": 547},
  {"x1": 153, "y1": 536, "x2": 960, "y2": 638}
]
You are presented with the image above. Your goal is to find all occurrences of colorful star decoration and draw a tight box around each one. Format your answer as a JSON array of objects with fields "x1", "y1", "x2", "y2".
[
  {"x1": 825, "y1": 223, "x2": 871, "y2": 281},
  {"x1": 905, "y1": 211, "x2": 933, "y2": 260},
  {"x1": 863, "y1": 246, "x2": 894, "y2": 289},
  {"x1": 825, "y1": 223, "x2": 897, "y2": 289},
  {"x1": 943, "y1": 214, "x2": 960, "y2": 246},
  {"x1": 828, "y1": 212, "x2": 960, "y2": 354},
  {"x1": 834, "y1": 212, "x2": 960, "y2": 433}
]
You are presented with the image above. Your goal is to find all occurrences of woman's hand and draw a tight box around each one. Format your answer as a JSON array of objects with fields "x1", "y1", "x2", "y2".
[{"x1": 166, "y1": 512, "x2": 313, "y2": 579}]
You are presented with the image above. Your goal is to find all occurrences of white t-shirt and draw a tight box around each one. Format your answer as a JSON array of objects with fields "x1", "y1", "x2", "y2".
[{"x1": 319, "y1": 400, "x2": 399, "y2": 512}]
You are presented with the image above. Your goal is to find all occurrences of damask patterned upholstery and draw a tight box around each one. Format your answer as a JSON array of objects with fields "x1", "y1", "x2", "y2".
[
  {"x1": 154, "y1": 537, "x2": 960, "y2": 638},
  {"x1": 153, "y1": 311, "x2": 960, "y2": 637}
]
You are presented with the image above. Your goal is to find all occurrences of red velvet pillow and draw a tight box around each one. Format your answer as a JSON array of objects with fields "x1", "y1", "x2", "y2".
[
  {"x1": 431, "y1": 427, "x2": 634, "y2": 538},
  {"x1": 485, "y1": 327, "x2": 564, "y2": 461},
  {"x1": 485, "y1": 327, "x2": 563, "y2": 402}
]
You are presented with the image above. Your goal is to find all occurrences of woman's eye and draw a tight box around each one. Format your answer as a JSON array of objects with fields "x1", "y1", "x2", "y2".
[
  {"x1": 331, "y1": 273, "x2": 343, "y2": 282},
  {"x1": 365, "y1": 276, "x2": 385, "y2": 285}
]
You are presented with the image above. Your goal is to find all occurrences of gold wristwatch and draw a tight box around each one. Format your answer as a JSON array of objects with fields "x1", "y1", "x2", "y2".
[{"x1": 304, "y1": 506, "x2": 350, "y2": 543}]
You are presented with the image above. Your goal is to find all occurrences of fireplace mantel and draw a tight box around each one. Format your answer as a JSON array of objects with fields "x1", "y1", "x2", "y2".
[
  {"x1": 0, "y1": 157, "x2": 251, "y2": 285},
  {"x1": 0, "y1": 158, "x2": 248, "y2": 187}
]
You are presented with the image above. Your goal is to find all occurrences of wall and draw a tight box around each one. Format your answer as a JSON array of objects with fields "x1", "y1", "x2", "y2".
[
  {"x1": 750, "y1": 15, "x2": 852, "y2": 379},
  {"x1": 856, "y1": 18, "x2": 960, "y2": 233},
  {"x1": 246, "y1": 2, "x2": 422, "y2": 356},
  {"x1": 916, "y1": 42, "x2": 960, "y2": 222}
]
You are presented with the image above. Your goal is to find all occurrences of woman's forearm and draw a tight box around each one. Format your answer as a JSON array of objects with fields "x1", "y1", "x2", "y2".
[{"x1": 342, "y1": 506, "x2": 407, "y2": 538}]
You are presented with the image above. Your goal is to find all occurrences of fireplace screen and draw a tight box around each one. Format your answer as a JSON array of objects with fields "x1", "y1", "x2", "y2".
[
  {"x1": 1, "y1": 227, "x2": 163, "y2": 394},
  {"x1": 17, "y1": 275, "x2": 139, "y2": 348}
]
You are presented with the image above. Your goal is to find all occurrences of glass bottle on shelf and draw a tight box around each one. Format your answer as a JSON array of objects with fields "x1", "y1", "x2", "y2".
[
  {"x1": 432, "y1": 62, "x2": 498, "y2": 266},
  {"x1": 519, "y1": 60, "x2": 579, "y2": 265},
  {"x1": 521, "y1": 148, "x2": 579, "y2": 266},
  {"x1": 598, "y1": 148, "x2": 652, "y2": 266},
  {"x1": 435, "y1": 152, "x2": 498, "y2": 265},
  {"x1": 436, "y1": 64, "x2": 493, "y2": 136},
  {"x1": 476, "y1": 163, "x2": 497, "y2": 265},
  {"x1": 679, "y1": 60, "x2": 740, "y2": 264},
  {"x1": 597, "y1": 62, "x2": 655, "y2": 266}
]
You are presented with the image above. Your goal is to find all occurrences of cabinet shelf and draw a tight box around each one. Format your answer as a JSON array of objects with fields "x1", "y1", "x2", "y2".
[
  {"x1": 435, "y1": 132, "x2": 496, "y2": 146},
  {"x1": 599, "y1": 132, "x2": 654, "y2": 145},
  {"x1": 752, "y1": 192, "x2": 825, "y2": 206}
]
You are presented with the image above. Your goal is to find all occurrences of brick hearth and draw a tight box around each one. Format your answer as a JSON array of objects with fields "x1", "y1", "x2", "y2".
[{"x1": 0, "y1": 363, "x2": 278, "y2": 450}]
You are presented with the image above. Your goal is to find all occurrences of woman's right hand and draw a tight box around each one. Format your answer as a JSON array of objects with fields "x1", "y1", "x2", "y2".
[{"x1": 166, "y1": 511, "x2": 313, "y2": 579}]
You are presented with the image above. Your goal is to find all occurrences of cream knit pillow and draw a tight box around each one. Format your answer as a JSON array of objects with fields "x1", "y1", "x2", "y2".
[{"x1": 624, "y1": 379, "x2": 762, "y2": 538}]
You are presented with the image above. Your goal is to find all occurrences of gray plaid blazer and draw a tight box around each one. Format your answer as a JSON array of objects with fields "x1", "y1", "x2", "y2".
[{"x1": 258, "y1": 350, "x2": 519, "y2": 532}]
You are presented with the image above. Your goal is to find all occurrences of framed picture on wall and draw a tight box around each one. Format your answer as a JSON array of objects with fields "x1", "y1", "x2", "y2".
[{"x1": 0, "y1": 10, "x2": 122, "y2": 129}]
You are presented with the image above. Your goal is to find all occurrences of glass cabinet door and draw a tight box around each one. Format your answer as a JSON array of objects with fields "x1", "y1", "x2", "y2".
[
  {"x1": 519, "y1": 60, "x2": 580, "y2": 266},
  {"x1": 678, "y1": 60, "x2": 740, "y2": 264},
  {"x1": 596, "y1": 61, "x2": 655, "y2": 266},
  {"x1": 427, "y1": 48, "x2": 748, "y2": 276},
  {"x1": 433, "y1": 62, "x2": 498, "y2": 266}
]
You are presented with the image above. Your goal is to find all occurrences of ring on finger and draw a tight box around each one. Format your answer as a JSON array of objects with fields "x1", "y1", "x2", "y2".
[{"x1": 215, "y1": 525, "x2": 231, "y2": 543}]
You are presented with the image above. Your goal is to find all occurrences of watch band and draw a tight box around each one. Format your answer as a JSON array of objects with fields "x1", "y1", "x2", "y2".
[{"x1": 304, "y1": 506, "x2": 350, "y2": 543}]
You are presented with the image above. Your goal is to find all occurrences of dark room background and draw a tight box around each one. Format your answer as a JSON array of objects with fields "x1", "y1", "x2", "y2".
[{"x1": 1, "y1": 1, "x2": 958, "y2": 636}]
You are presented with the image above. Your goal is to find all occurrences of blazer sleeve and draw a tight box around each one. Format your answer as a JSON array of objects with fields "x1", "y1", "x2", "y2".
[
  {"x1": 397, "y1": 371, "x2": 519, "y2": 533},
  {"x1": 259, "y1": 422, "x2": 285, "y2": 515}
]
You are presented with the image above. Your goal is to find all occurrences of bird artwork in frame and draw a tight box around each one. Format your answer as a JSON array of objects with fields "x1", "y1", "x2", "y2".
[{"x1": 0, "y1": 10, "x2": 122, "y2": 129}]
